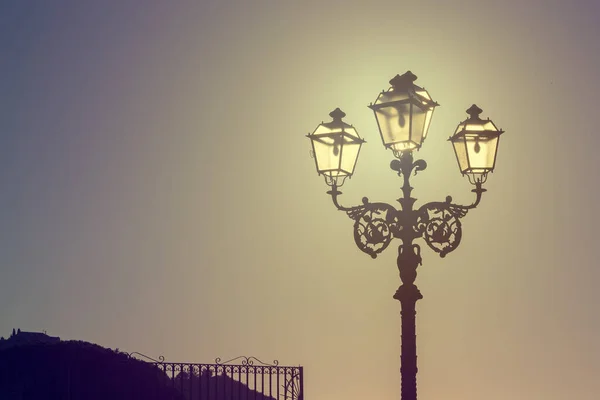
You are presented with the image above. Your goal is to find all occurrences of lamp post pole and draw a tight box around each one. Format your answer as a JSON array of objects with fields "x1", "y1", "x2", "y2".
[
  {"x1": 394, "y1": 151, "x2": 423, "y2": 400},
  {"x1": 307, "y1": 71, "x2": 504, "y2": 400},
  {"x1": 395, "y1": 244, "x2": 422, "y2": 400}
]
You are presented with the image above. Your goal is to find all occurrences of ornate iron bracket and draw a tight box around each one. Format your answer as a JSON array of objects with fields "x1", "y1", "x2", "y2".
[
  {"x1": 415, "y1": 183, "x2": 485, "y2": 257},
  {"x1": 415, "y1": 197, "x2": 469, "y2": 257},
  {"x1": 329, "y1": 190, "x2": 400, "y2": 258},
  {"x1": 327, "y1": 152, "x2": 486, "y2": 259}
]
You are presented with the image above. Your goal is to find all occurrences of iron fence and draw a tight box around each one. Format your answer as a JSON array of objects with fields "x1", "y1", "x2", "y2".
[{"x1": 127, "y1": 354, "x2": 304, "y2": 400}]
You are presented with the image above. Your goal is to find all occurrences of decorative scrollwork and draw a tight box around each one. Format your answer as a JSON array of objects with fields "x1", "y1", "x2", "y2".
[
  {"x1": 215, "y1": 356, "x2": 279, "y2": 367},
  {"x1": 417, "y1": 197, "x2": 470, "y2": 257},
  {"x1": 280, "y1": 368, "x2": 303, "y2": 400},
  {"x1": 350, "y1": 199, "x2": 398, "y2": 258},
  {"x1": 124, "y1": 352, "x2": 165, "y2": 364},
  {"x1": 412, "y1": 159, "x2": 427, "y2": 176},
  {"x1": 345, "y1": 204, "x2": 366, "y2": 221},
  {"x1": 390, "y1": 153, "x2": 427, "y2": 178}
]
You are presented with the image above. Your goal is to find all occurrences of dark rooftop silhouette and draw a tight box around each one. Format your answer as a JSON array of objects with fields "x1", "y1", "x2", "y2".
[{"x1": 0, "y1": 328, "x2": 60, "y2": 351}]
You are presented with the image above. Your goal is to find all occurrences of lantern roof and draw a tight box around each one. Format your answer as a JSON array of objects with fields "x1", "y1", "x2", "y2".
[
  {"x1": 370, "y1": 71, "x2": 439, "y2": 110},
  {"x1": 389, "y1": 71, "x2": 418, "y2": 90},
  {"x1": 451, "y1": 104, "x2": 504, "y2": 139},
  {"x1": 309, "y1": 108, "x2": 364, "y2": 144}
]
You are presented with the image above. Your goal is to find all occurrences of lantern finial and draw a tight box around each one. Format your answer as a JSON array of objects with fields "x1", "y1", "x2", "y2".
[
  {"x1": 329, "y1": 108, "x2": 346, "y2": 121},
  {"x1": 466, "y1": 104, "x2": 483, "y2": 120},
  {"x1": 389, "y1": 71, "x2": 418, "y2": 90}
]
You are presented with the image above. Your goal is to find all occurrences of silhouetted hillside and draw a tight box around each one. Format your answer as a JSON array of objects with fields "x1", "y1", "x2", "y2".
[
  {"x1": 0, "y1": 340, "x2": 184, "y2": 400},
  {"x1": 173, "y1": 370, "x2": 279, "y2": 400}
]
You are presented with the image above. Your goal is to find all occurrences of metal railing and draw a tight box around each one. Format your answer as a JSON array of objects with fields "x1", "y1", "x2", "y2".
[{"x1": 127, "y1": 354, "x2": 304, "y2": 400}]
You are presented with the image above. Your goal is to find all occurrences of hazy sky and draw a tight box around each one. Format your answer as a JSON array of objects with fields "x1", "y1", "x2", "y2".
[{"x1": 1, "y1": 1, "x2": 599, "y2": 399}]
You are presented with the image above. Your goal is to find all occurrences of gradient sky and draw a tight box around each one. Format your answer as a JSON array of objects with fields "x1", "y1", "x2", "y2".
[{"x1": 1, "y1": 1, "x2": 599, "y2": 399}]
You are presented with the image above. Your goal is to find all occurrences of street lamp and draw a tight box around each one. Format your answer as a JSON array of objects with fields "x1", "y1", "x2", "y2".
[{"x1": 305, "y1": 71, "x2": 504, "y2": 400}]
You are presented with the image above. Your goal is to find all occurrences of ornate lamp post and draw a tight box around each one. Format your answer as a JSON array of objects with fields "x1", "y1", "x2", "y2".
[{"x1": 306, "y1": 71, "x2": 504, "y2": 400}]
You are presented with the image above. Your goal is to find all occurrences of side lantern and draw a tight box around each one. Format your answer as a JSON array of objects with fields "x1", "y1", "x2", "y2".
[
  {"x1": 307, "y1": 108, "x2": 365, "y2": 186},
  {"x1": 449, "y1": 104, "x2": 504, "y2": 184}
]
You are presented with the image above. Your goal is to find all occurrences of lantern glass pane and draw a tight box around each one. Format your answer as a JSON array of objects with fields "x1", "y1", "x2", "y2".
[
  {"x1": 464, "y1": 120, "x2": 499, "y2": 132},
  {"x1": 409, "y1": 103, "x2": 428, "y2": 147},
  {"x1": 452, "y1": 137, "x2": 470, "y2": 173},
  {"x1": 454, "y1": 122, "x2": 466, "y2": 135},
  {"x1": 374, "y1": 102, "x2": 411, "y2": 148},
  {"x1": 344, "y1": 126, "x2": 359, "y2": 139},
  {"x1": 414, "y1": 88, "x2": 432, "y2": 101},
  {"x1": 464, "y1": 134, "x2": 499, "y2": 171},
  {"x1": 340, "y1": 135, "x2": 361, "y2": 175},
  {"x1": 313, "y1": 123, "x2": 337, "y2": 136},
  {"x1": 422, "y1": 108, "x2": 434, "y2": 140},
  {"x1": 312, "y1": 134, "x2": 344, "y2": 175},
  {"x1": 374, "y1": 90, "x2": 410, "y2": 105}
]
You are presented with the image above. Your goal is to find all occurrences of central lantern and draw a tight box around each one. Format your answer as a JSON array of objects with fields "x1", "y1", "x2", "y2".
[{"x1": 369, "y1": 71, "x2": 439, "y2": 156}]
